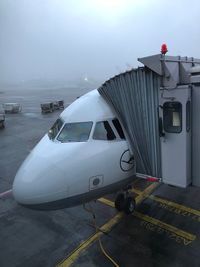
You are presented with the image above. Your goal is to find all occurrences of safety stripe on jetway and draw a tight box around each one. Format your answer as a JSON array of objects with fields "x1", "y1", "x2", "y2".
[
  {"x1": 133, "y1": 188, "x2": 200, "y2": 222},
  {"x1": 57, "y1": 183, "x2": 159, "y2": 267}
]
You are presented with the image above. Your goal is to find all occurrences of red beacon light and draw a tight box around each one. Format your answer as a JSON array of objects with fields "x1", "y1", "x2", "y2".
[{"x1": 161, "y1": 43, "x2": 168, "y2": 55}]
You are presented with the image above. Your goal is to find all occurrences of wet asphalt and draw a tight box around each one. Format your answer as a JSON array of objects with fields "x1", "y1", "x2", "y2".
[{"x1": 0, "y1": 85, "x2": 200, "y2": 267}]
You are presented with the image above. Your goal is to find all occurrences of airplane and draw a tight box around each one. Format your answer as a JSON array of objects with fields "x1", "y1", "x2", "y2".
[{"x1": 13, "y1": 89, "x2": 136, "y2": 214}]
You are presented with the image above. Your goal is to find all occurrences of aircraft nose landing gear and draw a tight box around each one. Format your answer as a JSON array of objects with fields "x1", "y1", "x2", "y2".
[{"x1": 115, "y1": 186, "x2": 135, "y2": 214}]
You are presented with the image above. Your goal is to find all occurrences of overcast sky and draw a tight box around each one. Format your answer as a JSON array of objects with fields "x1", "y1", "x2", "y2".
[{"x1": 0, "y1": 0, "x2": 200, "y2": 83}]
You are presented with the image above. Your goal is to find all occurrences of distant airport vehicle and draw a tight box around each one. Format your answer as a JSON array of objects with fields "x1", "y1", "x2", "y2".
[
  {"x1": 40, "y1": 102, "x2": 54, "y2": 113},
  {"x1": 3, "y1": 103, "x2": 22, "y2": 113},
  {"x1": 41, "y1": 100, "x2": 64, "y2": 113},
  {"x1": 13, "y1": 90, "x2": 136, "y2": 214}
]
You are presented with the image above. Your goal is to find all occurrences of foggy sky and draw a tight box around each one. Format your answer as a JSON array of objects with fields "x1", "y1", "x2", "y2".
[{"x1": 0, "y1": 0, "x2": 200, "y2": 83}]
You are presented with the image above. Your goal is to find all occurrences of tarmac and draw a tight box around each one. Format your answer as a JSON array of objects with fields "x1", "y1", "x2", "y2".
[{"x1": 0, "y1": 85, "x2": 200, "y2": 267}]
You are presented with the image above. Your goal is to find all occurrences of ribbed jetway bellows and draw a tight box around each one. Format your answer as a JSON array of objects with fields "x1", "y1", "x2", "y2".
[{"x1": 98, "y1": 67, "x2": 161, "y2": 177}]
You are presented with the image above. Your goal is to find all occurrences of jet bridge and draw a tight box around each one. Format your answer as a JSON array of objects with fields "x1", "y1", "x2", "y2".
[{"x1": 98, "y1": 52, "x2": 200, "y2": 188}]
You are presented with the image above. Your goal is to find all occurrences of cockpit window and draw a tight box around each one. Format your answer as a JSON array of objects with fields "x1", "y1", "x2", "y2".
[
  {"x1": 112, "y1": 119, "x2": 125, "y2": 139},
  {"x1": 57, "y1": 122, "x2": 93, "y2": 143},
  {"x1": 93, "y1": 121, "x2": 116, "y2": 141},
  {"x1": 48, "y1": 118, "x2": 64, "y2": 140}
]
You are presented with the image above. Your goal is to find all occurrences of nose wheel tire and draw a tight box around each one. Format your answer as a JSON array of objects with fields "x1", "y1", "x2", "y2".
[
  {"x1": 124, "y1": 197, "x2": 135, "y2": 214},
  {"x1": 115, "y1": 194, "x2": 135, "y2": 215}
]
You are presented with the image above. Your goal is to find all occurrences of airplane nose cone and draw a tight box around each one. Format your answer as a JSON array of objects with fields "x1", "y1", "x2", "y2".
[{"x1": 13, "y1": 153, "x2": 68, "y2": 205}]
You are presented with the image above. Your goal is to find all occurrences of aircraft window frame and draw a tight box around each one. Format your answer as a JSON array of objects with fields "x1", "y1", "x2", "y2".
[
  {"x1": 112, "y1": 118, "x2": 126, "y2": 140},
  {"x1": 57, "y1": 121, "x2": 93, "y2": 143},
  {"x1": 48, "y1": 118, "x2": 64, "y2": 140},
  {"x1": 93, "y1": 120, "x2": 116, "y2": 141}
]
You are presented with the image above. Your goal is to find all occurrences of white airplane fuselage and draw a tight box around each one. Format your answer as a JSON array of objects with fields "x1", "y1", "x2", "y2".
[{"x1": 13, "y1": 89, "x2": 136, "y2": 210}]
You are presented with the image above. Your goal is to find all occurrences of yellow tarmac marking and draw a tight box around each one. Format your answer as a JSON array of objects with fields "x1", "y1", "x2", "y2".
[
  {"x1": 99, "y1": 198, "x2": 196, "y2": 243},
  {"x1": 57, "y1": 183, "x2": 159, "y2": 267},
  {"x1": 98, "y1": 197, "x2": 115, "y2": 208},
  {"x1": 149, "y1": 195, "x2": 200, "y2": 217},
  {"x1": 133, "y1": 188, "x2": 200, "y2": 220},
  {"x1": 57, "y1": 212, "x2": 123, "y2": 267},
  {"x1": 99, "y1": 183, "x2": 159, "y2": 207},
  {"x1": 132, "y1": 188, "x2": 145, "y2": 195},
  {"x1": 134, "y1": 211, "x2": 196, "y2": 242},
  {"x1": 134, "y1": 183, "x2": 159, "y2": 205}
]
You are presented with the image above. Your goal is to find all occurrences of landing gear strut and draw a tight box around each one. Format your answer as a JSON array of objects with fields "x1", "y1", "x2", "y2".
[{"x1": 114, "y1": 185, "x2": 135, "y2": 214}]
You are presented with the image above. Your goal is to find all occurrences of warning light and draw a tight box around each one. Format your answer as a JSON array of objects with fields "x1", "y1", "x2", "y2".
[{"x1": 161, "y1": 43, "x2": 168, "y2": 55}]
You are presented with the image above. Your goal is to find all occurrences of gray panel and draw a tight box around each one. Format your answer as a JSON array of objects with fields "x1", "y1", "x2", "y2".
[
  {"x1": 138, "y1": 54, "x2": 162, "y2": 75},
  {"x1": 160, "y1": 86, "x2": 191, "y2": 187},
  {"x1": 162, "y1": 61, "x2": 179, "y2": 87},
  {"x1": 192, "y1": 86, "x2": 200, "y2": 186},
  {"x1": 98, "y1": 68, "x2": 161, "y2": 177},
  {"x1": 179, "y1": 63, "x2": 191, "y2": 84}
]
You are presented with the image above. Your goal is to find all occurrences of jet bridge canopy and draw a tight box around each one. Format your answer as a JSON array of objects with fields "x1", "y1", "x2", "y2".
[
  {"x1": 98, "y1": 68, "x2": 161, "y2": 178},
  {"x1": 98, "y1": 53, "x2": 200, "y2": 188}
]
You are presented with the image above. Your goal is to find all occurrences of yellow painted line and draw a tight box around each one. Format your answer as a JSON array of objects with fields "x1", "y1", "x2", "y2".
[
  {"x1": 98, "y1": 197, "x2": 115, "y2": 208},
  {"x1": 132, "y1": 188, "x2": 143, "y2": 195},
  {"x1": 57, "y1": 183, "x2": 159, "y2": 267},
  {"x1": 99, "y1": 197, "x2": 196, "y2": 242},
  {"x1": 99, "y1": 183, "x2": 159, "y2": 207},
  {"x1": 132, "y1": 188, "x2": 200, "y2": 218},
  {"x1": 149, "y1": 195, "x2": 200, "y2": 217},
  {"x1": 134, "y1": 182, "x2": 159, "y2": 205},
  {"x1": 99, "y1": 185, "x2": 196, "y2": 243},
  {"x1": 134, "y1": 211, "x2": 196, "y2": 241},
  {"x1": 57, "y1": 212, "x2": 123, "y2": 267}
]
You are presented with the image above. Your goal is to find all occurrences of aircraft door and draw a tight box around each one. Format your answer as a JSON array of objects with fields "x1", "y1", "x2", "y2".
[{"x1": 159, "y1": 86, "x2": 191, "y2": 187}]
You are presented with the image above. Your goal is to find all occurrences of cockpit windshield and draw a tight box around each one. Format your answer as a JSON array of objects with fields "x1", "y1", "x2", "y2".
[
  {"x1": 48, "y1": 118, "x2": 64, "y2": 140},
  {"x1": 57, "y1": 122, "x2": 93, "y2": 143}
]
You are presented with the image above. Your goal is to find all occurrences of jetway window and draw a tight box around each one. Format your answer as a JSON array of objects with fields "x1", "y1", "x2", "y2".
[
  {"x1": 57, "y1": 122, "x2": 93, "y2": 143},
  {"x1": 93, "y1": 121, "x2": 116, "y2": 140},
  {"x1": 48, "y1": 118, "x2": 64, "y2": 140},
  {"x1": 112, "y1": 119, "x2": 125, "y2": 139},
  {"x1": 163, "y1": 102, "x2": 182, "y2": 133}
]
